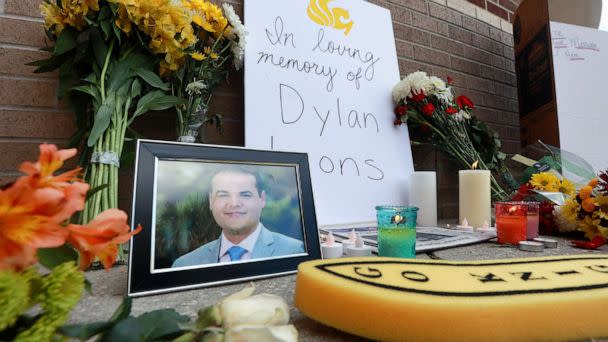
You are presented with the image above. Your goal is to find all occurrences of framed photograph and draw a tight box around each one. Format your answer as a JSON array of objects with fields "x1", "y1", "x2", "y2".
[{"x1": 128, "y1": 139, "x2": 321, "y2": 296}]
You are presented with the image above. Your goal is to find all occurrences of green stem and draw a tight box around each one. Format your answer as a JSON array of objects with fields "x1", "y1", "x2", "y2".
[{"x1": 100, "y1": 39, "x2": 116, "y2": 102}]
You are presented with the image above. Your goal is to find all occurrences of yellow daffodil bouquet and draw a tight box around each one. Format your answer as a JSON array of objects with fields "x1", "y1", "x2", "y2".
[{"x1": 171, "y1": 0, "x2": 247, "y2": 143}]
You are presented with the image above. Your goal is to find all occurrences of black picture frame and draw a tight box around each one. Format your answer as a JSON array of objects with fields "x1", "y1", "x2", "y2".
[{"x1": 128, "y1": 139, "x2": 321, "y2": 297}]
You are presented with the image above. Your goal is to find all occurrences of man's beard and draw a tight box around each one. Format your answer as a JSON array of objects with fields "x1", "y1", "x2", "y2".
[{"x1": 225, "y1": 226, "x2": 253, "y2": 236}]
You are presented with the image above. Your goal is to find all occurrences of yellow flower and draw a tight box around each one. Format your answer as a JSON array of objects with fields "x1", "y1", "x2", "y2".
[
  {"x1": 203, "y1": 46, "x2": 219, "y2": 60},
  {"x1": 191, "y1": 51, "x2": 206, "y2": 61},
  {"x1": 529, "y1": 172, "x2": 559, "y2": 192},
  {"x1": 593, "y1": 195, "x2": 608, "y2": 220},
  {"x1": 41, "y1": 0, "x2": 99, "y2": 35},
  {"x1": 558, "y1": 178, "x2": 576, "y2": 196},
  {"x1": 114, "y1": 4, "x2": 132, "y2": 33},
  {"x1": 578, "y1": 216, "x2": 603, "y2": 240},
  {"x1": 560, "y1": 198, "x2": 580, "y2": 224}
]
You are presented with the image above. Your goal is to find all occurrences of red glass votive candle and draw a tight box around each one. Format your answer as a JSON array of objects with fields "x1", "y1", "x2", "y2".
[
  {"x1": 495, "y1": 202, "x2": 528, "y2": 244},
  {"x1": 526, "y1": 202, "x2": 540, "y2": 240}
]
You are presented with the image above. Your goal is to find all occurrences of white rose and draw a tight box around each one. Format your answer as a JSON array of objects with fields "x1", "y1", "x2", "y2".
[
  {"x1": 224, "y1": 325, "x2": 298, "y2": 342},
  {"x1": 220, "y1": 293, "x2": 290, "y2": 328}
]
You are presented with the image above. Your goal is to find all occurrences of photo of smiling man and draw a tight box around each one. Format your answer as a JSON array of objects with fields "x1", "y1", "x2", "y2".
[{"x1": 171, "y1": 165, "x2": 305, "y2": 267}]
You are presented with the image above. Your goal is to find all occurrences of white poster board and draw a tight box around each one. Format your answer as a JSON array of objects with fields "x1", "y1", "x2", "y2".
[
  {"x1": 551, "y1": 21, "x2": 608, "y2": 171},
  {"x1": 244, "y1": 0, "x2": 414, "y2": 226}
]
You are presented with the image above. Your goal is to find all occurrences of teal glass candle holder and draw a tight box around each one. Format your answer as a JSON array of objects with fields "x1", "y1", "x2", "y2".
[{"x1": 375, "y1": 205, "x2": 418, "y2": 258}]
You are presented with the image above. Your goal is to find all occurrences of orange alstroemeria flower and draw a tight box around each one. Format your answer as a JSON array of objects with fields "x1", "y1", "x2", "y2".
[
  {"x1": 0, "y1": 182, "x2": 68, "y2": 271},
  {"x1": 20, "y1": 144, "x2": 82, "y2": 188},
  {"x1": 67, "y1": 209, "x2": 143, "y2": 270}
]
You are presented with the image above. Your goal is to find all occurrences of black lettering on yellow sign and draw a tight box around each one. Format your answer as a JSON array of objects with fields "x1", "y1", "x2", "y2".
[
  {"x1": 354, "y1": 267, "x2": 382, "y2": 278},
  {"x1": 510, "y1": 272, "x2": 547, "y2": 281},
  {"x1": 555, "y1": 270, "x2": 580, "y2": 276},
  {"x1": 587, "y1": 265, "x2": 608, "y2": 274},
  {"x1": 401, "y1": 271, "x2": 429, "y2": 282},
  {"x1": 470, "y1": 273, "x2": 506, "y2": 283}
]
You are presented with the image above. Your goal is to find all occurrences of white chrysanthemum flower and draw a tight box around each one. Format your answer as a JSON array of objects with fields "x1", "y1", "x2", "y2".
[
  {"x1": 407, "y1": 71, "x2": 432, "y2": 95},
  {"x1": 434, "y1": 90, "x2": 454, "y2": 104},
  {"x1": 186, "y1": 80, "x2": 207, "y2": 95},
  {"x1": 392, "y1": 78, "x2": 411, "y2": 103},
  {"x1": 452, "y1": 110, "x2": 470, "y2": 122},
  {"x1": 223, "y1": 3, "x2": 247, "y2": 70},
  {"x1": 428, "y1": 76, "x2": 447, "y2": 95}
]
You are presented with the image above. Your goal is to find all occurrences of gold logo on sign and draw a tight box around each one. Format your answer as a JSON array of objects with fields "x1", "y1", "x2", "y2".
[{"x1": 307, "y1": 0, "x2": 354, "y2": 36}]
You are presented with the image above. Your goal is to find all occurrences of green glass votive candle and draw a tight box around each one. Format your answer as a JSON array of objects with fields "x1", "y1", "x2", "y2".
[{"x1": 376, "y1": 205, "x2": 418, "y2": 258}]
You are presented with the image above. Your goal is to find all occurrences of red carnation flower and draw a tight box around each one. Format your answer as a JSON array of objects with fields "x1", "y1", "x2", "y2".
[
  {"x1": 447, "y1": 76, "x2": 454, "y2": 85},
  {"x1": 394, "y1": 105, "x2": 408, "y2": 117},
  {"x1": 409, "y1": 92, "x2": 426, "y2": 102},
  {"x1": 456, "y1": 95, "x2": 474, "y2": 109},
  {"x1": 394, "y1": 119, "x2": 402, "y2": 126},
  {"x1": 421, "y1": 103, "x2": 435, "y2": 117},
  {"x1": 445, "y1": 107, "x2": 458, "y2": 114}
]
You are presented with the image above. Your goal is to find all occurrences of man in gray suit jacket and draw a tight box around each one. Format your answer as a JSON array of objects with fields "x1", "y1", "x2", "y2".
[{"x1": 172, "y1": 166, "x2": 304, "y2": 268}]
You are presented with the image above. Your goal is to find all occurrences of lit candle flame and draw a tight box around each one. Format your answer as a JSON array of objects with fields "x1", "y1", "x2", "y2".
[{"x1": 471, "y1": 160, "x2": 479, "y2": 169}]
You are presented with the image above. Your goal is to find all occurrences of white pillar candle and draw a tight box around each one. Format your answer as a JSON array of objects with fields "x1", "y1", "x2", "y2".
[
  {"x1": 459, "y1": 169, "x2": 491, "y2": 229},
  {"x1": 409, "y1": 171, "x2": 437, "y2": 227}
]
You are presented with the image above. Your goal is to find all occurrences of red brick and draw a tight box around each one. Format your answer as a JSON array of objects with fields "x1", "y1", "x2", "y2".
[
  {"x1": 5, "y1": 0, "x2": 42, "y2": 18},
  {"x1": 431, "y1": 34, "x2": 464, "y2": 56},
  {"x1": 385, "y1": 2, "x2": 413, "y2": 25},
  {"x1": 451, "y1": 56, "x2": 481, "y2": 76},
  {"x1": 0, "y1": 110, "x2": 75, "y2": 138},
  {"x1": 448, "y1": 25, "x2": 474, "y2": 46},
  {"x1": 429, "y1": 2, "x2": 462, "y2": 26},
  {"x1": 491, "y1": 54, "x2": 506, "y2": 70},
  {"x1": 489, "y1": 26, "x2": 503, "y2": 42},
  {"x1": 411, "y1": 11, "x2": 448, "y2": 36},
  {"x1": 388, "y1": 0, "x2": 428, "y2": 14},
  {"x1": 398, "y1": 59, "x2": 431, "y2": 76},
  {"x1": 466, "y1": 76, "x2": 495, "y2": 94},
  {"x1": 413, "y1": 45, "x2": 451, "y2": 68},
  {"x1": 472, "y1": 34, "x2": 503, "y2": 55},
  {"x1": 498, "y1": 0, "x2": 517, "y2": 12},
  {"x1": 0, "y1": 78, "x2": 57, "y2": 107},
  {"x1": 432, "y1": 67, "x2": 467, "y2": 87},
  {"x1": 494, "y1": 83, "x2": 517, "y2": 99},
  {"x1": 0, "y1": 47, "x2": 57, "y2": 78},
  {"x1": 463, "y1": 46, "x2": 493, "y2": 65},
  {"x1": 0, "y1": 18, "x2": 47, "y2": 48},
  {"x1": 0, "y1": 142, "x2": 73, "y2": 172},
  {"x1": 484, "y1": 94, "x2": 510, "y2": 111},
  {"x1": 395, "y1": 40, "x2": 415, "y2": 59},
  {"x1": 462, "y1": 16, "x2": 490, "y2": 37},
  {"x1": 393, "y1": 23, "x2": 431, "y2": 46},
  {"x1": 501, "y1": 31, "x2": 514, "y2": 46},
  {"x1": 486, "y1": 1, "x2": 509, "y2": 20}
]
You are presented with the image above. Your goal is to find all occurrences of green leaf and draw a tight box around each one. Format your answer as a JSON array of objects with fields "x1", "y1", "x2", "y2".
[
  {"x1": 130, "y1": 79, "x2": 142, "y2": 99},
  {"x1": 54, "y1": 29, "x2": 77, "y2": 55},
  {"x1": 134, "y1": 68, "x2": 169, "y2": 90},
  {"x1": 116, "y1": 79, "x2": 133, "y2": 99},
  {"x1": 101, "y1": 316, "x2": 140, "y2": 342},
  {"x1": 90, "y1": 27, "x2": 108, "y2": 68},
  {"x1": 58, "y1": 60, "x2": 78, "y2": 99},
  {"x1": 111, "y1": 298, "x2": 133, "y2": 322},
  {"x1": 107, "y1": 60, "x2": 132, "y2": 91},
  {"x1": 137, "y1": 309, "x2": 190, "y2": 341},
  {"x1": 86, "y1": 184, "x2": 110, "y2": 201},
  {"x1": 87, "y1": 97, "x2": 115, "y2": 146},
  {"x1": 100, "y1": 21, "x2": 111, "y2": 39},
  {"x1": 72, "y1": 85, "x2": 100, "y2": 103},
  {"x1": 59, "y1": 321, "x2": 114, "y2": 339},
  {"x1": 112, "y1": 23, "x2": 122, "y2": 44},
  {"x1": 133, "y1": 91, "x2": 185, "y2": 119},
  {"x1": 37, "y1": 245, "x2": 78, "y2": 270}
]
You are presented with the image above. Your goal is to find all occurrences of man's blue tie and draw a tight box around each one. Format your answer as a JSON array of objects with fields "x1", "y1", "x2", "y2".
[{"x1": 226, "y1": 246, "x2": 247, "y2": 261}]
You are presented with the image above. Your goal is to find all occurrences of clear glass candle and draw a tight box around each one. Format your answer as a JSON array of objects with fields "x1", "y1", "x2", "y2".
[
  {"x1": 376, "y1": 206, "x2": 418, "y2": 258},
  {"x1": 495, "y1": 202, "x2": 528, "y2": 245}
]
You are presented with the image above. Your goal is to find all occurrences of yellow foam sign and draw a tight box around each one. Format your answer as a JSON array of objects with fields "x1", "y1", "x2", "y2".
[
  {"x1": 306, "y1": 0, "x2": 354, "y2": 36},
  {"x1": 294, "y1": 255, "x2": 608, "y2": 342}
]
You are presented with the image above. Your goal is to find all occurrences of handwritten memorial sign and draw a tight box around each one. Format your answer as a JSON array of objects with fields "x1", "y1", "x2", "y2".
[
  {"x1": 245, "y1": 0, "x2": 414, "y2": 226},
  {"x1": 550, "y1": 21, "x2": 606, "y2": 171}
]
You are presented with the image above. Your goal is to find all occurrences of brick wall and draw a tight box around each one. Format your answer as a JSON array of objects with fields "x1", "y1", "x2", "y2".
[{"x1": 0, "y1": 0, "x2": 521, "y2": 220}]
